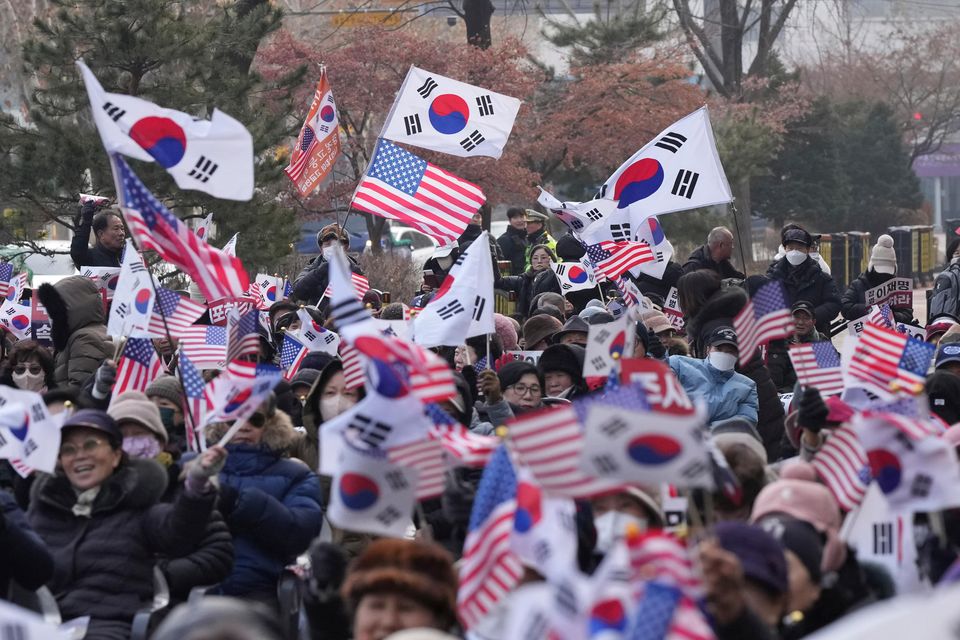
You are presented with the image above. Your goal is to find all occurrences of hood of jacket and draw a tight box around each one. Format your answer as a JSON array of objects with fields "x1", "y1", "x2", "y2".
[
  {"x1": 32, "y1": 456, "x2": 168, "y2": 514},
  {"x1": 205, "y1": 408, "x2": 299, "y2": 454},
  {"x1": 38, "y1": 276, "x2": 105, "y2": 350}
]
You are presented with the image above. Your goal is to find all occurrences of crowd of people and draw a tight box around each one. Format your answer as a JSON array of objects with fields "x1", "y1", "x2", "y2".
[{"x1": 5, "y1": 201, "x2": 960, "y2": 640}]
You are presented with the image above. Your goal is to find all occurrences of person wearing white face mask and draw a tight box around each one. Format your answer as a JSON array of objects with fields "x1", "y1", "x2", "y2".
[
  {"x1": 668, "y1": 325, "x2": 759, "y2": 428},
  {"x1": 291, "y1": 223, "x2": 365, "y2": 307},
  {"x1": 590, "y1": 487, "x2": 664, "y2": 555},
  {"x1": 766, "y1": 227, "x2": 841, "y2": 335},
  {"x1": 290, "y1": 360, "x2": 364, "y2": 471},
  {"x1": 0, "y1": 340, "x2": 56, "y2": 393},
  {"x1": 841, "y1": 234, "x2": 915, "y2": 325}
]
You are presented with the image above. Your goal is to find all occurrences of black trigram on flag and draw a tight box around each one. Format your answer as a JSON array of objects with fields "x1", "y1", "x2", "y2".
[
  {"x1": 671, "y1": 169, "x2": 699, "y2": 199},
  {"x1": 437, "y1": 300, "x2": 465, "y2": 320},
  {"x1": 384, "y1": 469, "x2": 410, "y2": 491},
  {"x1": 555, "y1": 264, "x2": 567, "y2": 276},
  {"x1": 471, "y1": 295, "x2": 486, "y2": 321},
  {"x1": 188, "y1": 156, "x2": 219, "y2": 183},
  {"x1": 376, "y1": 506, "x2": 402, "y2": 526},
  {"x1": 348, "y1": 414, "x2": 391, "y2": 447},
  {"x1": 590, "y1": 355, "x2": 606, "y2": 371},
  {"x1": 318, "y1": 123, "x2": 331, "y2": 134},
  {"x1": 403, "y1": 114, "x2": 422, "y2": 135},
  {"x1": 610, "y1": 223, "x2": 631, "y2": 242},
  {"x1": 460, "y1": 130, "x2": 485, "y2": 151},
  {"x1": 584, "y1": 207, "x2": 603, "y2": 222},
  {"x1": 417, "y1": 77, "x2": 438, "y2": 98},
  {"x1": 102, "y1": 101, "x2": 126, "y2": 122},
  {"x1": 655, "y1": 131, "x2": 687, "y2": 153},
  {"x1": 873, "y1": 522, "x2": 894, "y2": 555},
  {"x1": 476, "y1": 95, "x2": 494, "y2": 116}
]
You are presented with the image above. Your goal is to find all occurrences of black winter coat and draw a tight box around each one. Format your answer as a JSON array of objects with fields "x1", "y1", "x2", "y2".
[
  {"x1": 632, "y1": 261, "x2": 683, "y2": 306},
  {"x1": 497, "y1": 226, "x2": 528, "y2": 276},
  {"x1": 738, "y1": 355, "x2": 786, "y2": 462},
  {"x1": 0, "y1": 490, "x2": 53, "y2": 597},
  {"x1": 766, "y1": 257, "x2": 842, "y2": 333},
  {"x1": 682, "y1": 244, "x2": 744, "y2": 279},
  {"x1": 70, "y1": 218, "x2": 122, "y2": 269},
  {"x1": 292, "y1": 254, "x2": 364, "y2": 307},
  {"x1": 841, "y1": 269, "x2": 914, "y2": 324},
  {"x1": 27, "y1": 458, "x2": 216, "y2": 640}
]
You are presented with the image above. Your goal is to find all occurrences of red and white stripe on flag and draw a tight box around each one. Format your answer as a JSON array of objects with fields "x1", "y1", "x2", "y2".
[
  {"x1": 339, "y1": 343, "x2": 365, "y2": 390},
  {"x1": 507, "y1": 404, "x2": 623, "y2": 498},
  {"x1": 811, "y1": 426, "x2": 868, "y2": 511},
  {"x1": 388, "y1": 438, "x2": 446, "y2": 500},
  {"x1": 352, "y1": 140, "x2": 484, "y2": 245},
  {"x1": 733, "y1": 281, "x2": 792, "y2": 365},
  {"x1": 848, "y1": 323, "x2": 934, "y2": 395},
  {"x1": 285, "y1": 69, "x2": 341, "y2": 197},
  {"x1": 113, "y1": 338, "x2": 163, "y2": 399},
  {"x1": 788, "y1": 342, "x2": 844, "y2": 396},
  {"x1": 323, "y1": 273, "x2": 370, "y2": 301}
]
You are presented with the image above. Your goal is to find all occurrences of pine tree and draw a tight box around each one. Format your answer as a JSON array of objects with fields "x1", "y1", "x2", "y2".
[{"x1": 0, "y1": 0, "x2": 304, "y2": 272}]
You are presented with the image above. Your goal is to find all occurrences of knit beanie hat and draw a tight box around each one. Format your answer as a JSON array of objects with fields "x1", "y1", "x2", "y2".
[
  {"x1": 640, "y1": 308, "x2": 672, "y2": 335},
  {"x1": 538, "y1": 343, "x2": 585, "y2": 382},
  {"x1": 146, "y1": 375, "x2": 184, "y2": 408},
  {"x1": 493, "y1": 313, "x2": 519, "y2": 351},
  {"x1": 750, "y1": 461, "x2": 845, "y2": 573},
  {"x1": 108, "y1": 391, "x2": 168, "y2": 445},
  {"x1": 522, "y1": 315, "x2": 562, "y2": 350},
  {"x1": 714, "y1": 522, "x2": 789, "y2": 595},
  {"x1": 869, "y1": 234, "x2": 897, "y2": 274},
  {"x1": 341, "y1": 539, "x2": 458, "y2": 627}
]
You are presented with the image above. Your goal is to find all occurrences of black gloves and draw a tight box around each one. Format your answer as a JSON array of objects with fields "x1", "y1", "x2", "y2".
[
  {"x1": 80, "y1": 200, "x2": 99, "y2": 223},
  {"x1": 217, "y1": 483, "x2": 240, "y2": 517},
  {"x1": 797, "y1": 386, "x2": 829, "y2": 433}
]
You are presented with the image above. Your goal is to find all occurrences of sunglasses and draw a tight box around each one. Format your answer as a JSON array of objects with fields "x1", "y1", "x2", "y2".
[{"x1": 14, "y1": 364, "x2": 43, "y2": 375}]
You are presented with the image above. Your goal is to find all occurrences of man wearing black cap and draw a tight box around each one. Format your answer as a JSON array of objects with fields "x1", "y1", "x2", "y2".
[
  {"x1": 668, "y1": 325, "x2": 759, "y2": 427},
  {"x1": 292, "y1": 224, "x2": 365, "y2": 306},
  {"x1": 766, "y1": 227, "x2": 841, "y2": 334}
]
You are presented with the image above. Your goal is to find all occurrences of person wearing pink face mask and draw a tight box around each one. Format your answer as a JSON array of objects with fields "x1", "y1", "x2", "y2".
[{"x1": 0, "y1": 340, "x2": 56, "y2": 393}]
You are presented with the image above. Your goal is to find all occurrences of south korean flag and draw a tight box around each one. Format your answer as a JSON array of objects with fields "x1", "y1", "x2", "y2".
[
  {"x1": 382, "y1": 65, "x2": 521, "y2": 159},
  {"x1": 551, "y1": 259, "x2": 596, "y2": 293}
]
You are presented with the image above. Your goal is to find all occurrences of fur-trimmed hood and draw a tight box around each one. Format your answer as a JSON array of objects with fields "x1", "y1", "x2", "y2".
[
  {"x1": 32, "y1": 456, "x2": 168, "y2": 513},
  {"x1": 38, "y1": 276, "x2": 105, "y2": 351},
  {"x1": 204, "y1": 408, "x2": 299, "y2": 454}
]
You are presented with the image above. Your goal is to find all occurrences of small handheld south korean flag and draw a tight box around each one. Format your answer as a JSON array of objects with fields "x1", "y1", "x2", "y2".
[
  {"x1": 583, "y1": 315, "x2": 635, "y2": 378},
  {"x1": 551, "y1": 259, "x2": 596, "y2": 293},
  {"x1": 108, "y1": 240, "x2": 155, "y2": 338},
  {"x1": 382, "y1": 65, "x2": 521, "y2": 159},
  {"x1": 327, "y1": 437, "x2": 417, "y2": 538}
]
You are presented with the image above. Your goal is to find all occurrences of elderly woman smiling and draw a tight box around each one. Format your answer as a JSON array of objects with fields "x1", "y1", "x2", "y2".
[{"x1": 27, "y1": 409, "x2": 225, "y2": 640}]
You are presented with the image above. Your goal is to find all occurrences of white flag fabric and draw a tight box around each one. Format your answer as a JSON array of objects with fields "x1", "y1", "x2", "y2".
[
  {"x1": 551, "y1": 260, "x2": 597, "y2": 293},
  {"x1": 583, "y1": 316, "x2": 635, "y2": 377},
  {"x1": 509, "y1": 470, "x2": 579, "y2": 582},
  {"x1": 412, "y1": 231, "x2": 495, "y2": 347},
  {"x1": 328, "y1": 438, "x2": 417, "y2": 538},
  {"x1": 0, "y1": 299, "x2": 32, "y2": 340},
  {"x1": 81, "y1": 266, "x2": 121, "y2": 300},
  {"x1": 195, "y1": 212, "x2": 213, "y2": 240},
  {"x1": 633, "y1": 215, "x2": 673, "y2": 280},
  {"x1": 78, "y1": 60, "x2": 254, "y2": 201},
  {"x1": 108, "y1": 240, "x2": 154, "y2": 338},
  {"x1": 538, "y1": 186, "x2": 616, "y2": 234},
  {"x1": 0, "y1": 601, "x2": 73, "y2": 640},
  {"x1": 595, "y1": 107, "x2": 732, "y2": 218},
  {"x1": 294, "y1": 308, "x2": 341, "y2": 357},
  {"x1": 0, "y1": 387, "x2": 63, "y2": 473},
  {"x1": 382, "y1": 65, "x2": 521, "y2": 159},
  {"x1": 222, "y1": 234, "x2": 238, "y2": 257}
]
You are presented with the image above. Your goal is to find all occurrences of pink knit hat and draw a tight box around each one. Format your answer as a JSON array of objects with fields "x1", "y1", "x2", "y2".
[
  {"x1": 750, "y1": 461, "x2": 846, "y2": 573},
  {"x1": 494, "y1": 313, "x2": 519, "y2": 351}
]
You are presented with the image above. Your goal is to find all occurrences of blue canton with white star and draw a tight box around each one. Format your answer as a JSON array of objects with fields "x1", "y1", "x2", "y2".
[
  {"x1": 368, "y1": 140, "x2": 427, "y2": 196},
  {"x1": 124, "y1": 338, "x2": 155, "y2": 366},
  {"x1": 899, "y1": 337, "x2": 935, "y2": 375},
  {"x1": 117, "y1": 157, "x2": 181, "y2": 229}
]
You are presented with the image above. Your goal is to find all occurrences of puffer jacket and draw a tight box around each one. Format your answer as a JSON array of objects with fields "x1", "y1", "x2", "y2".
[
  {"x1": 1, "y1": 490, "x2": 54, "y2": 596},
  {"x1": 37, "y1": 276, "x2": 112, "y2": 390},
  {"x1": 766, "y1": 257, "x2": 842, "y2": 333},
  {"x1": 27, "y1": 458, "x2": 216, "y2": 640},
  {"x1": 667, "y1": 355, "x2": 759, "y2": 426},
  {"x1": 203, "y1": 412, "x2": 323, "y2": 598},
  {"x1": 841, "y1": 269, "x2": 914, "y2": 324}
]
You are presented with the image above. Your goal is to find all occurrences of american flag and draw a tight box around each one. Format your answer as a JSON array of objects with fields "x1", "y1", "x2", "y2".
[
  {"x1": 584, "y1": 240, "x2": 654, "y2": 281},
  {"x1": 733, "y1": 280, "x2": 793, "y2": 365},
  {"x1": 426, "y1": 403, "x2": 497, "y2": 467},
  {"x1": 811, "y1": 426, "x2": 869, "y2": 511},
  {"x1": 352, "y1": 140, "x2": 485, "y2": 245},
  {"x1": 178, "y1": 325, "x2": 227, "y2": 368},
  {"x1": 226, "y1": 308, "x2": 261, "y2": 362},
  {"x1": 789, "y1": 341, "x2": 844, "y2": 396},
  {"x1": 387, "y1": 437, "x2": 446, "y2": 500},
  {"x1": 507, "y1": 403, "x2": 622, "y2": 498},
  {"x1": 323, "y1": 272, "x2": 370, "y2": 301},
  {"x1": 250, "y1": 274, "x2": 287, "y2": 311},
  {"x1": 280, "y1": 333, "x2": 309, "y2": 380},
  {"x1": 458, "y1": 445, "x2": 522, "y2": 630},
  {"x1": 179, "y1": 351, "x2": 208, "y2": 452},
  {"x1": 112, "y1": 155, "x2": 249, "y2": 301},
  {"x1": 285, "y1": 70, "x2": 341, "y2": 196},
  {"x1": 148, "y1": 287, "x2": 205, "y2": 337},
  {"x1": 861, "y1": 408, "x2": 943, "y2": 440},
  {"x1": 848, "y1": 323, "x2": 935, "y2": 396},
  {"x1": 339, "y1": 343, "x2": 365, "y2": 390},
  {"x1": 113, "y1": 338, "x2": 163, "y2": 398},
  {"x1": 869, "y1": 303, "x2": 895, "y2": 329},
  {"x1": 0, "y1": 262, "x2": 12, "y2": 298}
]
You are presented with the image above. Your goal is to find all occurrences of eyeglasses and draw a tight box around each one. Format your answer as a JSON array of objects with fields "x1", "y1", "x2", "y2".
[
  {"x1": 13, "y1": 364, "x2": 42, "y2": 375},
  {"x1": 506, "y1": 384, "x2": 541, "y2": 397},
  {"x1": 59, "y1": 438, "x2": 109, "y2": 458}
]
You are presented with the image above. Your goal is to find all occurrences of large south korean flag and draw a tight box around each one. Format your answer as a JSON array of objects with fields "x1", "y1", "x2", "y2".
[{"x1": 382, "y1": 65, "x2": 521, "y2": 159}]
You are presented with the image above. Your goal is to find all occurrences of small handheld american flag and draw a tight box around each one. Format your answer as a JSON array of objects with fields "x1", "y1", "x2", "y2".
[
  {"x1": 789, "y1": 341, "x2": 844, "y2": 396},
  {"x1": 733, "y1": 280, "x2": 793, "y2": 365},
  {"x1": 112, "y1": 338, "x2": 163, "y2": 400},
  {"x1": 585, "y1": 240, "x2": 654, "y2": 281},
  {"x1": 148, "y1": 287, "x2": 206, "y2": 337},
  {"x1": 848, "y1": 323, "x2": 935, "y2": 397},
  {"x1": 811, "y1": 426, "x2": 868, "y2": 511}
]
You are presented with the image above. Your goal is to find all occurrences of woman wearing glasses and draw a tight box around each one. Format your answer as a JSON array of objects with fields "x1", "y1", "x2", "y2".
[{"x1": 26, "y1": 409, "x2": 225, "y2": 640}]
